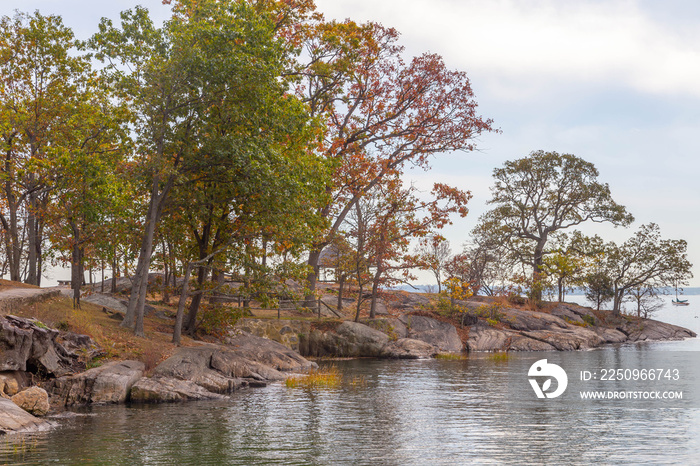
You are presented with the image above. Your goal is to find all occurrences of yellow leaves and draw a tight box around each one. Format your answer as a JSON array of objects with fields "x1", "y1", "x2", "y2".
[{"x1": 444, "y1": 276, "x2": 472, "y2": 302}]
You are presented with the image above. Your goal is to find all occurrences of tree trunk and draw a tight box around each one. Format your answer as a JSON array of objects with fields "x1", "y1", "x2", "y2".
[
  {"x1": 305, "y1": 248, "x2": 321, "y2": 307},
  {"x1": 208, "y1": 269, "x2": 225, "y2": 304},
  {"x1": 532, "y1": 236, "x2": 548, "y2": 302},
  {"x1": 354, "y1": 283, "x2": 363, "y2": 323},
  {"x1": 162, "y1": 240, "x2": 170, "y2": 304},
  {"x1": 26, "y1": 190, "x2": 38, "y2": 286},
  {"x1": 101, "y1": 258, "x2": 105, "y2": 293},
  {"x1": 337, "y1": 275, "x2": 345, "y2": 312},
  {"x1": 558, "y1": 277, "x2": 564, "y2": 302},
  {"x1": 70, "y1": 222, "x2": 82, "y2": 309},
  {"x1": 184, "y1": 265, "x2": 209, "y2": 334},
  {"x1": 369, "y1": 267, "x2": 382, "y2": 319},
  {"x1": 123, "y1": 195, "x2": 160, "y2": 336},
  {"x1": 612, "y1": 287, "x2": 623, "y2": 315},
  {"x1": 111, "y1": 253, "x2": 118, "y2": 294},
  {"x1": 172, "y1": 262, "x2": 193, "y2": 345}
]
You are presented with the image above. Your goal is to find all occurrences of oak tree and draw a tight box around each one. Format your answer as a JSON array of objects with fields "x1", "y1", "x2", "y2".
[
  {"x1": 295, "y1": 19, "x2": 496, "y2": 301},
  {"x1": 477, "y1": 150, "x2": 633, "y2": 300}
]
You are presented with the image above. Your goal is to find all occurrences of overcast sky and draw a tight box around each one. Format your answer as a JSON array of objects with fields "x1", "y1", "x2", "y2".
[{"x1": 7, "y1": 0, "x2": 700, "y2": 286}]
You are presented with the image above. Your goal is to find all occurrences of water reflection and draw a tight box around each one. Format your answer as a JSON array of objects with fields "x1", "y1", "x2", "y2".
[{"x1": 2, "y1": 350, "x2": 698, "y2": 465}]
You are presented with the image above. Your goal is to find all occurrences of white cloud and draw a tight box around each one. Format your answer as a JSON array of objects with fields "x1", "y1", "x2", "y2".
[{"x1": 316, "y1": 0, "x2": 700, "y2": 98}]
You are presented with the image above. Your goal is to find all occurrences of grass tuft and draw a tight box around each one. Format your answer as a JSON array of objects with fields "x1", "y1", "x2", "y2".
[
  {"x1": 488, "y1": 351, "x2": 511, "y2": 361},
  {"x1": 434, "y1": 352, "x2": 466, "y2": 360},
  {"x1": 285, "y1": 366, "x2": 342, "y2": 389}
]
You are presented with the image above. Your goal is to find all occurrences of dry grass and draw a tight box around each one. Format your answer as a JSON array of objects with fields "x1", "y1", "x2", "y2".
[
  {"x1": 285, "y1": 365, "x2": 342, "y2": 389},
  {"x1": 487, "y1": 351, "x2": 511, "y2": 362},
  {"x1": 12, "y1": 295, "x2": 180, "y2": 371},
  {"x1": 0, "y1": 279, "x2": 40, "y2": 289},
  {"x1": 435, "y1": 352, "x2": 467, "y2": 360}
]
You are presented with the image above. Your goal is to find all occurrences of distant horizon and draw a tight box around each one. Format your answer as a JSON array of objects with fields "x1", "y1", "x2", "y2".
[{"x1": 391, "y1": 284, "x2": 700, "y2": 296}]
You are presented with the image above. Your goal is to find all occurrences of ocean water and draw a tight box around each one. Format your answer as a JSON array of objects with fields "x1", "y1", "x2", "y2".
[{"x1": 2, "y1": 298, "x2": 698, "y2": 465}]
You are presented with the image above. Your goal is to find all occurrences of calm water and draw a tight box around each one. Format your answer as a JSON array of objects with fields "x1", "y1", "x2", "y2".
[{"x1": 2, "y1": 300, "x2": 699, "y2": 465}]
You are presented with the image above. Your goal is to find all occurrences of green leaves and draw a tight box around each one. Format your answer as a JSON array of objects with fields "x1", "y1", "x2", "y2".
[{"x1": 478, "y1": 151, "x2": 634, "y2": 299}]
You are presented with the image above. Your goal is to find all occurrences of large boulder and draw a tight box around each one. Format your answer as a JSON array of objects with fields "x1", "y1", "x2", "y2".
[
  {"x1": 594, "y1": 327, "x2": 628, "y2": 344},
  {"x1": 47, "y1": 360, "x2": 144, "y2": 406},
  {"x1": 466, "y1": 323, "x2": 557, "y2": 351},
  {"x1": 0, "y1": 397, "x2": 52, "y2": 434},
  {"x1": 521, "y1": 327, "x2": 605, "y2": 351},
  {"x1": 399, "y1": 315, "x2": 463, "y2": 352},
  {"x1": 373, "y1": 300, "x2": 390, "y2": 315},
  {"x1": 388, "y1": 291, "x2": 431, "y2": 311},
  {"x1": 362, "y1": 318, "x2": 408, "y2": 339},
  {"x1": 130, "y1": 376, "x2": 227, "y2": 403},
  {"x1": 0, "y1": 317, "x2": 33, "y2": 372},
  {"x1": 80, "y1": 293, "x2": 156, "y2": 316},
  {"x1": 299, "y1": 322, "x2": 389, "y2": 357},
  {"x1": 465, "y1": 324, "x2": 512, "y2": 352},
  {"x1": 381, "y1": 338, "x2": 437, "y2": 359},
  {"x1": 234, "y1": 319, "x2": 311, "y2": 352},
  {"x1": 151, "y1": 347, "x2": 248, "y2": 394},
  {"x1": 224, "y1": 333, "x2": 317, "y2": 372},
  {"x1": 502, "y1": 308, "x2": 569, "y2": 332},
  {"x1": 507, "y1": 334, "x2": 557, "y2": 351},
  {"x1": 11, "y1": 386, "x2": 50, "y2": 416},
  {"x1": 335, "y1": 321, "x2": 390, "y2": 355}
]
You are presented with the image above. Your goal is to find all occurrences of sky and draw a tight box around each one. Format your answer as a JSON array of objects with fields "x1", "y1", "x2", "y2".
[{"x1": 6, "y1": 0, "x2": 700, "y2": 286}]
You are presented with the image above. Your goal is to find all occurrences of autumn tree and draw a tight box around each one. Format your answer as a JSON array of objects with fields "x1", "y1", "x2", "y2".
[
  {"x1": 541, "y1": 231, "x2": 604, "y2": 302},
  {"x1": 89, "y1": 0, "x2": 324, "y2": 336},
  {"x1": 342, "y1": 179, "x2": 469, "y2": 320},
  {"x1": 626, "y1": 285, "x2": 664, "y2": 319},
  {"x1": 604, "y1": 223, "x2": 692, "y2": 314},
  {"x1": 43, "y1": 84, "x2": 130, "y2": 308},
  {"x1": 415, "y1": 235, "x2": 452, "y2": 293},
  {"x1": 0, "y1": 11, "x2": 95, "y2": 284},
  {"x1": 295, "y1": 19, "x2": 496, "y2": 302},
  {"x1": 584, "y1": 270, "x2": 614, "y2": 311},
  {"x1": 476, "y1": 150, "x2": 633, "y2": 300}
]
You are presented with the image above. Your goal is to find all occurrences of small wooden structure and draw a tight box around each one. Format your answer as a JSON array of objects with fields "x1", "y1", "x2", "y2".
[{"x1": 318, "y1": 244, "x2": 341, "y2": 283}]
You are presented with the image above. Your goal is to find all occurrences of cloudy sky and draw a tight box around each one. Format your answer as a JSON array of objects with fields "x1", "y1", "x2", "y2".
[{"x1": 7, "y1": 0, "x2": 700, "y2": 286}]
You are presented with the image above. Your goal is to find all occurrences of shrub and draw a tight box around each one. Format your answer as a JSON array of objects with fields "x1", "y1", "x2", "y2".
[
  {"x1": 198, "y1": 304, "x2": 243, "y2": 338},
  {"x1": 582, "y1": 314, "x2": 596, "y2": 326}
]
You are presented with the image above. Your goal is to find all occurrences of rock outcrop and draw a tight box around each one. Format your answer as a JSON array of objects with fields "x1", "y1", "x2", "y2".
[
  {"x1": 381, "y1": 338, "x2": 437, "y2": 359},
  {"x1": 0, "y1": 288, "x2": 61, "y2": 315},
  {"x1": 80, "y1": 293, "x2": 156, "y2": 316},
  {"x1": 0, "y1": 315, "x2": 81, "y2": 377},
  {"x1": 398, "y1": 315, "x2": 463, "y2": 352},
  {"x1": 47, "y1": 360, "x2": 145, "y2": 406},
  {"x1": 132, "y1": 333, "x2": 316, "y2": 403},
  {"x1": 130, "y1": 376, "x2": 227, "y2": 403},
  {"x1": 0, "y1": 397, "x2": 52, "y2": 434},
  {"x1": 463, "y1": 302, "x2": 697, "y2": 351},
  {"x1": 619, "y1": 318, "x2": 696, "y2": 342},
  {"x1": 235, "y1": 319, "x2": 311, "y2": 352},
  {"x1": 297, "y1": 317, "x2": 454, "y2": 358}
]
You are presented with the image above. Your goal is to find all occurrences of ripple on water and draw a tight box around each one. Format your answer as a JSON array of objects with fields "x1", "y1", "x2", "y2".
[{"x1": 1, "y1": 353, "x2": 698, "y2": 465}]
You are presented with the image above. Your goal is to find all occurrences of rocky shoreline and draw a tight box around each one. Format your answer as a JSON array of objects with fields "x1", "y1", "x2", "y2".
[{"x1": 1, "y1": 298, "x2": 696, "y2": 434}]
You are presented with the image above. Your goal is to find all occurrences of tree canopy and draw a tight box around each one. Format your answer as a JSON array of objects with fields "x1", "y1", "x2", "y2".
[{"x1": 476, "y1": 150, "x2": 634, "y2": 300}]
